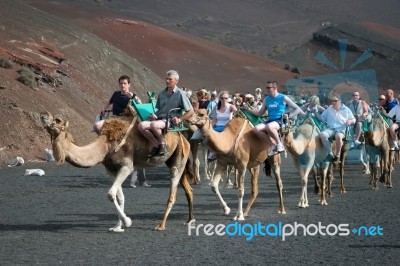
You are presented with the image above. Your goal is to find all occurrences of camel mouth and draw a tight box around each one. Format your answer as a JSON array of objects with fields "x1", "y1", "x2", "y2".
[{"x1": 40, "y1": 112, "x2": 53, "y2": 128}]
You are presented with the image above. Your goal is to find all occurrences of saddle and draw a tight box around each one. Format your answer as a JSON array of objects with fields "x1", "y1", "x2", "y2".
[{"x1": 130, "y1": 91, "x2": 188, "y2": 132}]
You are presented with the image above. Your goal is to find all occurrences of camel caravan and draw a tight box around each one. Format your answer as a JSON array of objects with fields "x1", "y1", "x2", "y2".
[{"x1": 40, "y1": 72, "x2": 399, "y2": 232}]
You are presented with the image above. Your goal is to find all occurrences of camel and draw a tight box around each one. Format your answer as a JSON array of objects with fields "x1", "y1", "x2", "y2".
[
  {"x1": 283, "y1": 114, "x2": 349, "y2": 206},
  {"x1": 188, "y1": 109, "x2": 285, "y2": 221},
  {"x1": 40, "y1": 108, "x2": 195, "y2": 232},
  {"x1": 189, "y1": 124, "x2": 238, "y2": 188},
  {"x1": 364, "y1": 107, "x2": 391, "y2": 189}
]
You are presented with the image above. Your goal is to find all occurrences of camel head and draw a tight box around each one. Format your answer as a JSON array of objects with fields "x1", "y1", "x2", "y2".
[
  {"x1": 188, "y1": 108, "x2": 210, "y2": 128},
  {"x1": 40, "y1": 111, "x2": 71, "y2": 140}
]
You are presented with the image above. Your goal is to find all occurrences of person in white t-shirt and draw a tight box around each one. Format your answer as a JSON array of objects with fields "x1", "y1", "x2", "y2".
[{"x1": 207, "y1": 91, "x2": 237, "y2": 161}]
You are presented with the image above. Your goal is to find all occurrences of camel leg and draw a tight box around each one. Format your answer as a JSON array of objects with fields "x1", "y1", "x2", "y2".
[
  {"x1": 371, "y1": 163, "x2": 379, "y2": 190},
  {"x1": 155, "y1": 164, "x2": 184, "y2": 231},
  {"x1": 319, "y1": 164, "x2": 329, "y2": 206},
  {"x1": 339, "y1": 153, "x2": 346, "y2": 193},
  {"x1": 233, "y1": 167, "x2": 246, "y2": 221},
  {"x1": 270, "y1": 163, "x2": 285, "y2": 214},
  {"x1": 208, "y1": 160, "x2": 217, "y2": 185},
  {"x1": 327, "y1": 167, "x2": 335, "y2": 197},
  {"x1": 224, "y1": 165, "x2": 234, "y2": 188},
  {"x1": 210, "y1": 163, "x2": 230, "y2": 215},
  {"x1": 203, "y1": 145, "x2": 211, "y2": 180},
  {"x1": 180, "y1": 170, "x2": 195, "y2": 226},
  {"x1": 298, "y1": 167, "x2": 311, "y2": 208},
  {"x1": 107, "y1": 166, "x2": 133, "y2": 232},
  {"x1": 190, "y1": 140, "x2": 201, "y2": 184},
  {"x1": 312, "y1": 167, "x2": 321, "y2": 195},
  {"x1": 387, "y1": 151, "x2": 394, "y2": 188},
  {"x1": 243, "y1": 166, "x2": 259, "y2": 217}
]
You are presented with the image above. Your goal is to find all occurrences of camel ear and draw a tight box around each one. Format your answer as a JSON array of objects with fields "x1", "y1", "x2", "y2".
[{"x1": 64, "y1": 120, "x2": 69, "y2": 129}]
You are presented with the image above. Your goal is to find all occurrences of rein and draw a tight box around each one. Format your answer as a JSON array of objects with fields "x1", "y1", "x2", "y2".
[{"x1": 234, "y1": 118, "x2": 248, "y2": 152}]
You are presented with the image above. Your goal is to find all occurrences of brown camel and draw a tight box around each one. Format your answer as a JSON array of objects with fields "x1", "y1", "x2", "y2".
[
  {"x1": 40, "y1": 109, "x2": 194, "y2": 232},
  {"x1": 188, "y1": 109, "x2": 285, "y2": 221},
  {"x1": 283, "y1": 115, "x2": 348, "y2": 206},
  {"x1": 364, "y1": 108, "x2": 391, "y2": 189}
]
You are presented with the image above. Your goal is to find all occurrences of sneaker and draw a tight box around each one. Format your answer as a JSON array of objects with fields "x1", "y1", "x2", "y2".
[
  {"x1": 276, "y1": 143, "x2": 285, "y2": 153},
  {"x1": 148, "y1": 146, "x2": 159, "y2": 158},
  {"x1": 390, "y1": 146, "x2": 399, "y2": 151},
  {"x1": 130, "y1": 183, "x2": 137, "y2": 188},
  {"x1": 141, "y1": 181, "x2": 151, "y2": 187},
  {"x1": 350, "y1": 142, "x2": 356, "y2": 149},
  {"x1": 354, "y1": 140, "x2": 362, "y2": 145},
  {"x1": 158, "y1": 143, "x2": 168, "y2": 156},
  {"x1": 268, "y1": 145, "x2": 277, "y2": 156}
]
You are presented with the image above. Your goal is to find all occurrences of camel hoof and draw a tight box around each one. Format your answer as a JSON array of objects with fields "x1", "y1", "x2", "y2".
[
  {"x1": 124, "y1": 217, "x2": 132, "y2": 228},
  {"x1": 224, "y1": 207, "x2": 231, "y2": 215},
  {"x1": 298, "y1": 203, "x2": 309, "y2": 208},
  {"x1": 233, "y1": 214, "x2": 245, "y2": 221},
  {"x1": 185, "y1": 219, "x2": 196, "y2": 227},
  {"x1": 154, "y1": 224, "x2": 166, "y2": 231},
  {"x1": 278, "y1": 209, "x2": 287, "y2": 214},
  {"x1": 320, "y1": 200, "x2": 328, "y2": 206},
  {"x1": 109, "y1": 226, "x2": 124, "y2": 233},
  {"x1": 340, "y1": 189, "x2": 347, "y2": 194}
]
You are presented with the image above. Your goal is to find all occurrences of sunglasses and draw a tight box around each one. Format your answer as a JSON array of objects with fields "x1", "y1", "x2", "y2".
[
  {"x1": 332, "y1": 100, "x2": 338, "y2": 102},
  {"x1": 220, "y1": 97, "x2": 229, "y2": 100},
  {"x1": 265, "y1": 87, "x2": 274, "y2": 89},
  {"x1": 353, "y1": 94, "x2": 359, "y2": 96}
]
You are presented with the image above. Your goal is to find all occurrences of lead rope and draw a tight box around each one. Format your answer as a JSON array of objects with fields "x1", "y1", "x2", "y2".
[{"x1": 114, "y1": 105, "x2": 138, "y2": 153}]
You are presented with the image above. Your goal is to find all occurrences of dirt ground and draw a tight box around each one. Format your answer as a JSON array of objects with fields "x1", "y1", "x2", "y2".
[{"x1": 1, "y1": 155, "x2": 399, "y2": 265}]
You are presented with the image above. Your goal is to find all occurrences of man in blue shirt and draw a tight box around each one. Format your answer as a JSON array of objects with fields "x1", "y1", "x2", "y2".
[{"x1": 245, "y1": 81, "x2": 304, "y2": 156}]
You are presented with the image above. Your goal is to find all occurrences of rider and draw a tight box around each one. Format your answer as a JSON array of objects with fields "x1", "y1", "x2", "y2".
[
  {"x1": 138, "y1": 70, "x2": 194, "y2": 157},
  {"x1": 345, "y1": 91, "x2": 370, "y2": 148},
  {"x1": 301, "y1": 95, "x2": 325, "y2": 114},
  {"x1": 381, "y1": 95, "x2": 400, "y2": 150},
  {"x1": 315, "y1": 94, "x2": 355, "y2": 165},
  {"x1": 93, "y1": 75, "x2": 141, "y2": 134},
  {"x1": 382, "y1": 89, "x2": 398, "y2": 113},
  {"x1": 245, "y1": 81, "x2": 304, "y2": 156}
]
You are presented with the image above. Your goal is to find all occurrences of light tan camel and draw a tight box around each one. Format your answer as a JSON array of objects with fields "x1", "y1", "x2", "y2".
[
  {"x1": 283, "y1": 115, "x2": 349, "y2": 206},
  {"x1": 364, "y1": 109, "x2": 391, "y2": 189},
  {"x1": 189, "y1": 125, "x2": 238, "y2": 188},
  {"x1": 40, "y1": 109, "x2": 194, "y2": 232},
  {"x1": 188, "y1": 109, "x2": 285, "y2": 221}
]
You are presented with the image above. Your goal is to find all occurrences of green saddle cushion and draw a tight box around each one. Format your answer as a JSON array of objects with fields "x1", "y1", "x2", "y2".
[{"x1": 241, "y1": 109, "x2": 264, "y2": 126}]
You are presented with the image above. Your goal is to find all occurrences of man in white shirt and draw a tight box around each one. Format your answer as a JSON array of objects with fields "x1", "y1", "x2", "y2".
[{"x1": 315, "y1": 95, "x2": 356, "y2": 164}]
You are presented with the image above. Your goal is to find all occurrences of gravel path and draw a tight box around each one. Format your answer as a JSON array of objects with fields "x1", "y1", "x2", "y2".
[{"x1": 1, "y1": 156, "x2": 399, "y2": 265}]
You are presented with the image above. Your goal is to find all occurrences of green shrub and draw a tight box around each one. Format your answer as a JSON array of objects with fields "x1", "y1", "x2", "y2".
[
  {"x1": 17, "y1": 67, "x2": 36, "y2": 88},
  {"x1": 0, "y1": 56, "x2": 13, "y2": 69}
]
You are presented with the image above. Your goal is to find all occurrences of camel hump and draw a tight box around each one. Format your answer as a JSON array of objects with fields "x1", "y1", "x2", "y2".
[{"x1": 100, "y1": 118, "x2": 131, "y2": 141}]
